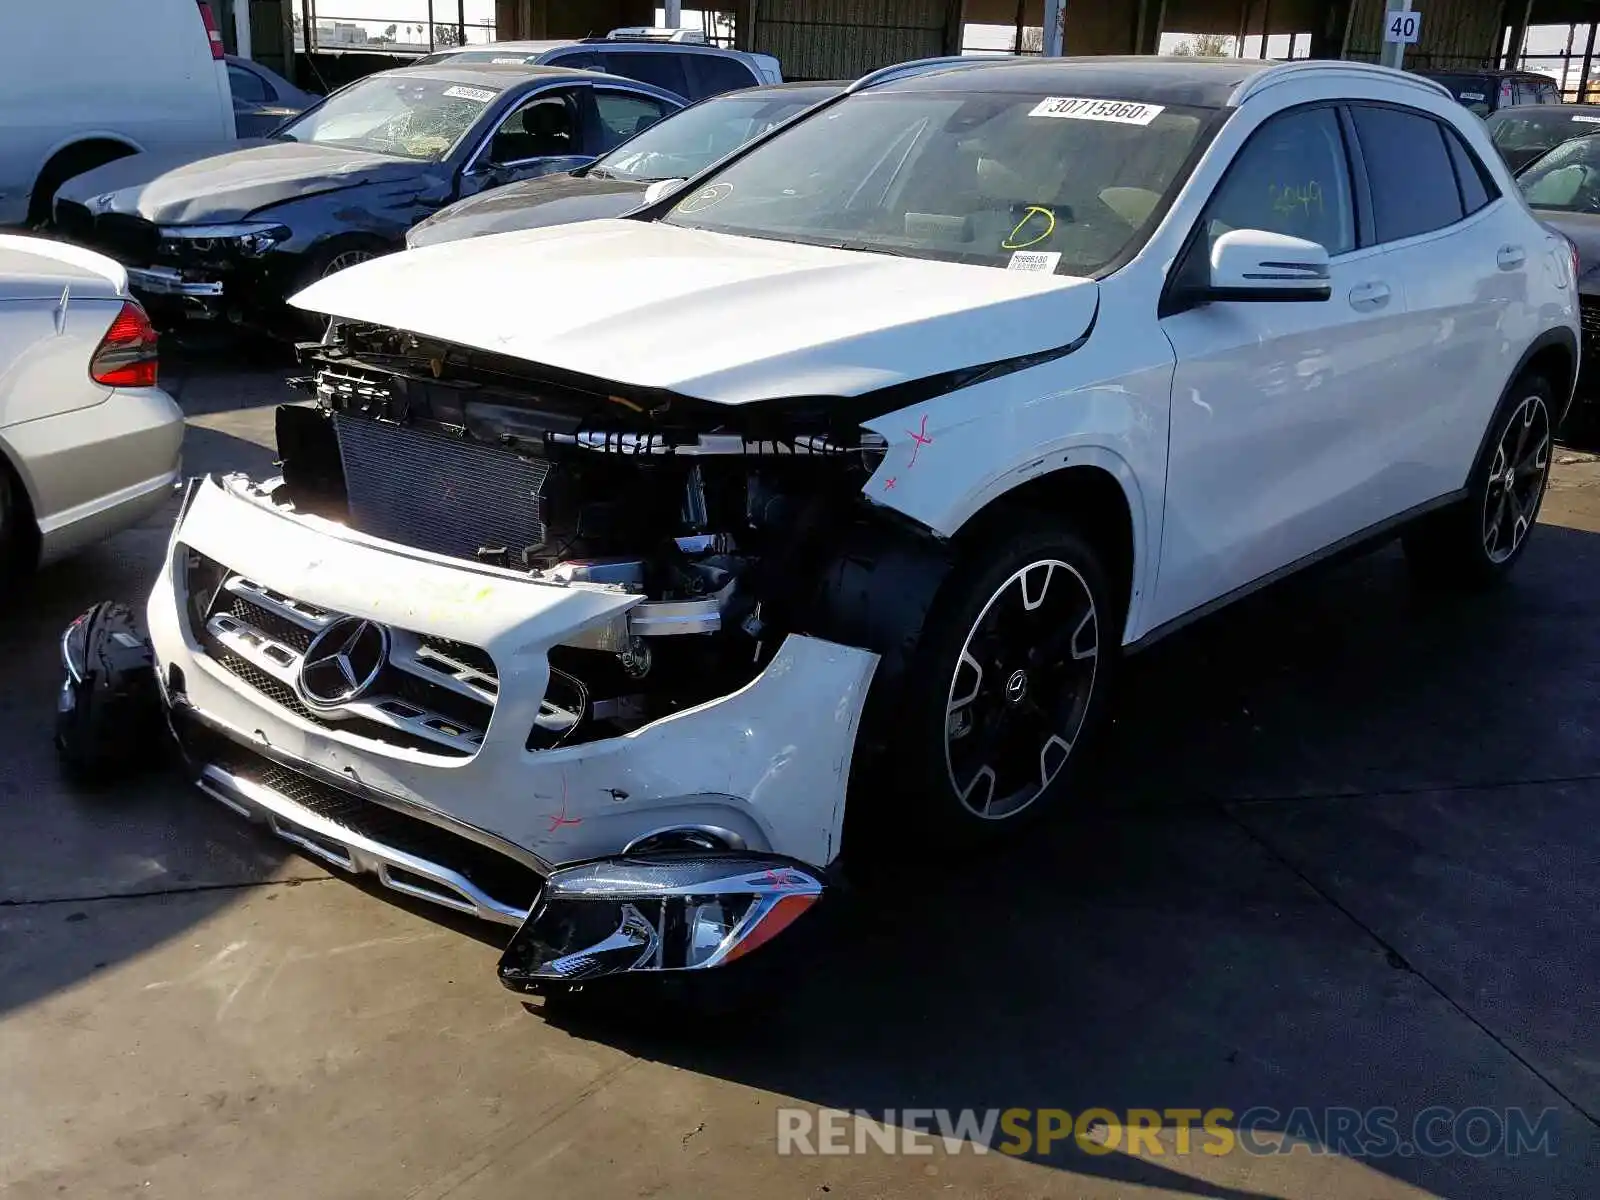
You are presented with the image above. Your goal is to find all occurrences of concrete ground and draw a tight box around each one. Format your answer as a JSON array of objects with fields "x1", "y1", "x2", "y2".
[{"x1": 2, "y1": 351, "x2": 1598, "y2": 1199}]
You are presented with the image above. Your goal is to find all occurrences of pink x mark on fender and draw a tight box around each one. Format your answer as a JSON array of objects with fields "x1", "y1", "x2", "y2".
[{"x1": 905, "y1": 414, "x2": 934, "y2": 468}]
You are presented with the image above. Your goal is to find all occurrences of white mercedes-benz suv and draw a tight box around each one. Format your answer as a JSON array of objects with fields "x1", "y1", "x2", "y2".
[{"x1": 78, "y1": 56, "x2": 1578, "y2": 995}]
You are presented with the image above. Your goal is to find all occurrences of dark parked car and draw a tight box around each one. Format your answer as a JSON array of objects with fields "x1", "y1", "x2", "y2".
[
  {"x1": 49, "y1": 63, "x2": 684, "y2": 336},
  {"x1": 1416, "y1": 68, "x2": 1561, "y2": 117},
  {"x1": 1515, "y1": 130, "x2": 1600, "y2": 424},
  {"x1": 415, "y1": 28, "x2": 781, "y2": 102},
  {"x1": 408, "y1": 80, "x2": 843, "y2": 249},
  {"x1": 226, "y1": 54, "x2": 316, "y2": 138},
  {"x1": 1484, "y1": 102, "x2": 1600, "y2": 172}
]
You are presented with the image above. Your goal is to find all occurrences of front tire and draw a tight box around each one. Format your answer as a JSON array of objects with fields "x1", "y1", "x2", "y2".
[
  {"x1": 883, "y1": 520, "x2": 1119, "y2": 846},
  {"x1": 1404, "y1": 373, "x2": 1555, "y2": 589}
]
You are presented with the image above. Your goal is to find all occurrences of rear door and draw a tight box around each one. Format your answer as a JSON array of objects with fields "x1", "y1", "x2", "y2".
[
  {"x1": 1346, "y1": 101, "x2": 1526, "y2": 498},
  {"x1": 458, "y1": 84, "x2": 596, "y2": 200}
]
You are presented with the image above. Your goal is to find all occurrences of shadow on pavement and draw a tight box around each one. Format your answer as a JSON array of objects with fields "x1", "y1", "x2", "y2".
[{"x1": 539, "y1": 526, "x2": 1600, "y2": 1200}]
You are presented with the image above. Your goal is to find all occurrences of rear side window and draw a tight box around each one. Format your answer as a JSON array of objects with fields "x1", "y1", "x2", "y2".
[
  {"x1": 1442, "y1": 126, "x2": 1498, "y2": 214},
  {"x1": 1539, "y1": 81, "x2": 1562, "y2": 103},
  {"x1": 688, "y1": 54, "x2": 759, "y2": 99},
  {"x1": 542, "y1": 49, "x2": 603, "y2": 71},
  {"x1": 228, "y1": 63, "x2": 269, "y2": 103},
  {"x1": 601, "y1": 50, "x2": 689, "y2": 100},
  {"x1": 1350, "y1": 104, "x2": 1463, "y2": 241},
  {"x1": 594, "y1": 90, "x2": 675, "y2": 151}
]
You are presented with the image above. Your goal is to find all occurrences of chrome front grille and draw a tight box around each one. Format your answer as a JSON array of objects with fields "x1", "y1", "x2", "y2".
[
  {"x1": 330, "y1": 409, "x2": 553, "y2": 563},
  {"x1": 1582, "y1": 297, "x2": 1600, "y2": 338},
  {"x1": 185, "y1": 554, "x2": 498, "y2": 758}
]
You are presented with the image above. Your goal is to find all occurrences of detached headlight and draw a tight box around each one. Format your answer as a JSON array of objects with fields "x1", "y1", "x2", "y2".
[
  {"x1": 157, "y1": 222, "x2": 290, "y2": 258},
  {"x1": 498, "y1": 853, "x2": 824, "y2": 990}
]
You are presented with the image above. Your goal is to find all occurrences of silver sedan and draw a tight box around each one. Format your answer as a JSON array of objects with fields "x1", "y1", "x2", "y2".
[{"x1": 0, "y1": 235, "x2": 183, "y2": 582}]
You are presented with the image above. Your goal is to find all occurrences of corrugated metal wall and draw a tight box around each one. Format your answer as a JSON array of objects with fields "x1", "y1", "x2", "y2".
[
  {"x1": 1346, "y1": 0, "x2": 1501, "y2": 67},
  {"x1": 751, "y1": 0, "x2": 957, "y2": 79}
]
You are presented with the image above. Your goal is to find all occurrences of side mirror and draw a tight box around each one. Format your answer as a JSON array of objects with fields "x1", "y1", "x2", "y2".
[
  {"x1": 1203, "y1": 229, "x2": 1332, "y2": 302},
  {"x1": 642, "y1": 177, "x2": 687, "y2": 205}
]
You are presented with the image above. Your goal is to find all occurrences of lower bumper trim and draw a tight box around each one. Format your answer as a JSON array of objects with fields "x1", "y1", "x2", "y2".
[
  {"x1": 196, "y1": 763, "x2": 532, "y2": 926},
  {"x1": 128, "y1": 265, "x2": 224, "y2": 297},
  {"x1": 166, "y1": 701, "x2": 545, "y2": 926}
]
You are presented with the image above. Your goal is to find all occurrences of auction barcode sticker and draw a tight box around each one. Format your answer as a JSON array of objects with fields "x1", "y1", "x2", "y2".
[
  {"x1": 443, "y1": 85, "x2": 497, "y2": 103},
  {"x1": 1029, "y1": 96, "x2": 1164, "y2": 125},
  {"x1": 1008, "y1": 250, "x2": 1061, "y2": 273}
]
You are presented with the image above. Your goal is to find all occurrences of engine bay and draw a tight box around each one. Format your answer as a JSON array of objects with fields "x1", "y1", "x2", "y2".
[{"x1": 274, "y1": 323, "x2": 906, "y2": 747}]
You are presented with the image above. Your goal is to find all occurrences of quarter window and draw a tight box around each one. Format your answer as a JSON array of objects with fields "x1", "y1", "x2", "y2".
[
  {"x1": 1200, "y1": 106, "x2": 1355, "y2": 256},
  {"x1": 1350, "y1": 104, "x2": 1464, "y2": 242},
  {"x1": 1442, "y1": 125, "x2": 1497, "y2": 215}
]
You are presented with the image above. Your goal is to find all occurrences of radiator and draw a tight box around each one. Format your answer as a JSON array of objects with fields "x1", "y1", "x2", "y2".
[{"x1": 332, "y1": 413, "x2": 551, "y2": 562}]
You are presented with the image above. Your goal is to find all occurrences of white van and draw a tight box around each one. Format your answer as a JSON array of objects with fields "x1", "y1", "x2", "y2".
[{"x1": 0, "y1": 0, "x2": 235, "y2": 226}]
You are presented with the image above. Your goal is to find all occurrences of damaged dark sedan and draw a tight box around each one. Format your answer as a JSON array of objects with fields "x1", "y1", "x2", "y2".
[
  {"x1": 1516, "y1": 129, "x2": 1600, "y2": 429},
  {"x1": 49, "y1": 62, "x2": 685, "y2": 336}
]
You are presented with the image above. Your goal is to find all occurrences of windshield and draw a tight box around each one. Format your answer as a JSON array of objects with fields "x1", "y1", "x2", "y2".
[
  {"x1": 1518, "y1": 133, "x2": 1600, "y2": 211},
  {"x1": 1427, "y1": 73, "x2": 1495, "y2": 116},
  {"x1": 277, "y1": 76, "x2": 500, "y2": 160},
  {"x1": 597, "y1": 92, "x2": 832, "y2": 182},
  {"x1": 1490, "y1": 108, "x2": 1600, "y2": 154},
  {"x1": 659, "y1": 90, "x2": 1212, "y2": 275}
]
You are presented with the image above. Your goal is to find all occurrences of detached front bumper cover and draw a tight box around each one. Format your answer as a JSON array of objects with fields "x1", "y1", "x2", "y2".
[{"x1": 498, "y1": 853, "x2": 825, "y2": 991}]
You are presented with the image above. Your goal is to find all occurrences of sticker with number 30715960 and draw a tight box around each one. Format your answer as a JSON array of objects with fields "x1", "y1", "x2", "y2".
[{"x1": 1028, "y1": 97, "x2": 1165, "y2": 125}]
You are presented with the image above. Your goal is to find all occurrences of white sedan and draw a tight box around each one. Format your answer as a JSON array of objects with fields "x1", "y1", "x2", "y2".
[
  {"x1": 110, "y1": 56, "x2": 1576, "y2": 994},
  {"x1": 0, "y1": 236, "x2": 182, "y2": 583}
]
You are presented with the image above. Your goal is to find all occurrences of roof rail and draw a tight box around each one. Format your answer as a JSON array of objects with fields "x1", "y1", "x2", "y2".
[
  {"x1": 848, "y1": 54, "x2": 993, "y2": 92},
  {"x1": 602, "y1": 26, "x2": 710, "y2": 44},
  {"x1": 1231, "y1": 58, "x2": 1454, "y2": 105}
]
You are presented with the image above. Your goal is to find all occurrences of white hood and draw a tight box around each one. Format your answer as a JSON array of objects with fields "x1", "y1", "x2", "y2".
[{"x1": 290, "y1": 219, "x2": 1100, "y2": 406}]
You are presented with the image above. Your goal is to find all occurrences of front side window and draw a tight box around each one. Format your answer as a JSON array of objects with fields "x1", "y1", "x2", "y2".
[
  {"x1": 1350, "y1": 103, "x2": 1464, "y2": 242},
  {"x1": 597, "y1": 91, "x2": 832, "y2": 182},
  {"x1": 483, "y1": 91, "x2": 579, "y2": 165},
  {"x1": 1518, "y1": 132, "x2": 1600, "y2": 211},
  {"x1": 660, "y1": 90, "x2": 1213, "y2": 276},
  {"x1": 277, "y1": 76, "x2": 500, "y2": 160},
  {"x1": 1199, "y1": 106, "x2": 1355, "y2": 255}
]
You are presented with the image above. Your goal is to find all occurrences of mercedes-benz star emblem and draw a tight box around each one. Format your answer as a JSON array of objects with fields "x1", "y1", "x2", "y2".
[{"x1": 296, "y1": 616, "x2": 389, "y2": 709}]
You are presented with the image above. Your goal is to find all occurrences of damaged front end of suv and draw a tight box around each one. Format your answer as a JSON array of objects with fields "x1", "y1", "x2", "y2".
[{"x1": 90, "y1": 255, "x2": 1030, "y2": 994}]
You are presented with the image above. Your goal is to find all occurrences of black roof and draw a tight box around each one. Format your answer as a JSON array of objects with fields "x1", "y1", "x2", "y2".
[
  {"x1": 1416, "y1": 67, "x2": 1554, "y2": 80},
  {"x1": 874, "y1": 55, "x2": 1275, "y2": 108}
]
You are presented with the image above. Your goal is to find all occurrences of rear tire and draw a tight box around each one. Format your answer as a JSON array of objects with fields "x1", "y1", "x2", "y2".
[
  {"x1": 1404, "y1": 373, "x2": 1555, "y2": 589},
  {"x1": 878, "y1": 519, "x2": 1120, "y2": 848}
]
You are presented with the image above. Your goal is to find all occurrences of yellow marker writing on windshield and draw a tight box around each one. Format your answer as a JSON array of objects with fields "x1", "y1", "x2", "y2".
[{"x1": 1002, "y1": 205, "x2": 1057, "y2": 250}]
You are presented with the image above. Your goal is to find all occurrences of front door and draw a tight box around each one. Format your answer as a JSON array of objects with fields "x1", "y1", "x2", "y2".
[
  {"x1": 459, "y1": 86, "x2": 595, "y2": 201},
  {"x1": 1151, "y1": 103, "x2": 1406, "y2": 630}
]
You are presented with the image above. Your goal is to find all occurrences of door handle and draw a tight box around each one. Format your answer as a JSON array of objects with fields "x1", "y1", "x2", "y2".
[
  {"x1": 1347, "y1": 280, "x2": 1391, "y2": 312},
  {"x1": 1498, "y1": 244, "x2": 1526, "y2": 270}
]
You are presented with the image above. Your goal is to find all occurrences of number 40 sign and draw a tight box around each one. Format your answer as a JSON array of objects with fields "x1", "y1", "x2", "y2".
[{"x1": 1385, "y1": 8, "x2": 1422, "y2": 44}]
